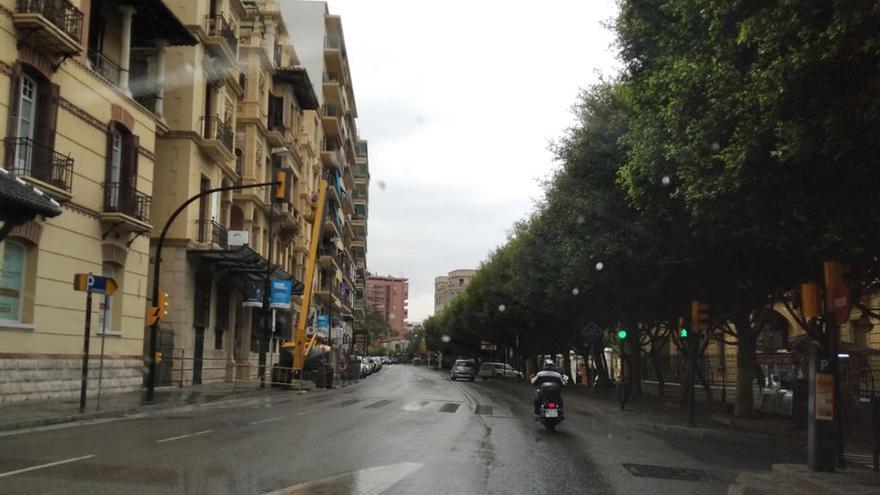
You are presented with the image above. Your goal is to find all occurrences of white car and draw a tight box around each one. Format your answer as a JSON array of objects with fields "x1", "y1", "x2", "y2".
[{"x1": 478, "y1": 362, "x2": 522, "y2": 380}]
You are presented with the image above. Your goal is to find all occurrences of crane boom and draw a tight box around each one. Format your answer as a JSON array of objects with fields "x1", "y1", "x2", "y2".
[{"x1": 293, "y1": 178, "x2": 329, "y2": 376}]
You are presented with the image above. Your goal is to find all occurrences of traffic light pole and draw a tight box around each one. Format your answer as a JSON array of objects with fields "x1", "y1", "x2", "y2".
[{"x1": 146, "y1": 181, "x2": 278, "y2": 403}]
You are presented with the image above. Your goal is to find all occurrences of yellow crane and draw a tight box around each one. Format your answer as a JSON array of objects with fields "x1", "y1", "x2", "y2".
[{"x1": 290, "y1": 178, "x2": 329, "y2": 377}]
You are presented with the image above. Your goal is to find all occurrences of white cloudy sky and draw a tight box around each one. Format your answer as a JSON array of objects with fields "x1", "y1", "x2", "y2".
[{"x1": 325, "y1": 0, "x2": 621, "y2": 321}]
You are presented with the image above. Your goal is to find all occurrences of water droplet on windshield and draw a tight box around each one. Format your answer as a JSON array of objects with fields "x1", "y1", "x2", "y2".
[
  {"x1": 498, "y1": 304, "x2": 506, "y2": 312},
  {"x1": 571, "y1": 288, "x2": 580, "y2": 296},
  {"x1": 710, "y1": 141, "x2": 720, "y2": 151},
  {"x1": 661, "y1": 176, "x2": 670, "y2": 186},
  {"x1": 576, "y1": 215, "x2": 585, "y2": 225},
  {"x1": 595, "y1": 262, "x2": 604, "y2": 271},
  {"x1": 441, "y1": 335, "x2": 451, "y2": 343},
  {"x1": 376, "y1": 180, "x2": 387, "y2": 191}
]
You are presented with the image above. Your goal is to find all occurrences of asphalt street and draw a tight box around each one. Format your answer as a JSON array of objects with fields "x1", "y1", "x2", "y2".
[{"x1": 0, "y1": 365, "x2": 802, "y2": 494}]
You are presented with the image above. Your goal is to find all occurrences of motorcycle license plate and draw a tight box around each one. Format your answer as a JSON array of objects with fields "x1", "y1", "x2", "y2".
[{"x1": 544, "y1": 409, "x2": 558, "y2": 418}]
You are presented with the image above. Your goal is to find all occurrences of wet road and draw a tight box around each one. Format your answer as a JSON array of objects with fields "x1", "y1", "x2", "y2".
[{"x1": 0, "y1": 365, "x2": 798, "y2": 494}]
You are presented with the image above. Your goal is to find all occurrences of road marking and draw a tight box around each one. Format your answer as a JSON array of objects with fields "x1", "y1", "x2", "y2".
[
  {"x1": 296, "y1": 408, "x2": 319, "y2": 416},
  {"x1": 0, "y1": 454, "x2": 96, "y2": 479},
  {"x1": 249, "y1": 416, "x2": 284, "y2": 425},
  {"x1": 403, "y1": 400, "x2": 430, "y2": 411},
  {"x1": 156, "y1": 430, "x2": 212, "y2": 443}
]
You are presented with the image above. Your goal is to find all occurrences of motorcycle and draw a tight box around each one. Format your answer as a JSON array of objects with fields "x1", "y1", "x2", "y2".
[{"x1": 534, "y1": 377, "x2": 567, "y2": 431}]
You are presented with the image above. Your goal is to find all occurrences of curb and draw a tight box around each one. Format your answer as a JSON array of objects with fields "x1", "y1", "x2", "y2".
[{"x1": 0, "y1": 386, "x2": 304, "y2": 433}]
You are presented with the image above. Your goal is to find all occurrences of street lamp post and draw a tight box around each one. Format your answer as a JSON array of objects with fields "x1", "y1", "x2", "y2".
[{"x1": 146, "y1": 180, "x2": 278, "y2": 403}]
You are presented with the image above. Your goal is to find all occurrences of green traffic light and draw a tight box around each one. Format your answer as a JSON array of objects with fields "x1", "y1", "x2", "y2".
[
  {"x1": 617, "y1": 329, "x2": 628, "y2": 340},
  {"x1": 680, "y1": 327, "x2": 688, "y2": 338}
]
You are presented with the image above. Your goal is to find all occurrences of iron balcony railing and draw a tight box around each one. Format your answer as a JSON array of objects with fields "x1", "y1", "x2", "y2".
[
  {"x1": 88, "y1": 50, "x2": 121, "y2": 85},
  {"x1": 199, "y1": 219, "x2": 228, "y2": 248},
  {"x1": 104, "y1": 181, "x2": 151, "y2": 222},
  {"x1": 201, "y1": 116, "x2": 233, "y2": 152},
  {"x1": 273, "y1": 40, "x2": 282, "y2": 67},
  {"x1": 322, "y1": 104, "x2": 341, "y2": 118},
  {"x1": 16, "y1": 0, "x2": 84, "y2": 43},
  {"x1": 134, "y1": 93, "x2": 158, "y2": 113},
  {"x1": 4, "y1": 137, "x2": 73, "y2": 192},
  {"x1": 205, "y1": 15, "x2": 237, "y2": 55}
]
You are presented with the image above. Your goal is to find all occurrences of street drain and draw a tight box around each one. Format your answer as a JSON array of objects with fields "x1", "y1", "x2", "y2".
[
  {"x1": 336, "y1": 399, "x2": 364, "y2": 408},
  {"x1": 364, "y1": 399, "x2": 394, "y2": 409},
  {"x1": 622, "y1": 463, "x2": 731, "y2": 483},
  {"x1": 475, "y1": 405, "x2": 493, "y2": 415},
  {"x1": 439, "y1": 403, "x2": 460, "y2": 413}
]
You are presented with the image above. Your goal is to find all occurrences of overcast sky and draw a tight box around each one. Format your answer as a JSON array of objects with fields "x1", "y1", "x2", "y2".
[{"x1": 324, "y1": 0, "x2": 621, "y2": 321}]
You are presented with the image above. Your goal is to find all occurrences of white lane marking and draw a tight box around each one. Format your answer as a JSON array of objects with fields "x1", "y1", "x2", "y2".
[
  {"x1": 0, "y1": 454, "x2": 96, "y2": 479},
  {"x1": 155, "y1": 430, "x2": 212, "y2": 443},
  {"x1": 249, "y1": 416, "x2": 283, "y2": 425},
  {"x1": 295, "y1": 408, "x2": 319, "y2": 416},
  {"x1": 0, "y1": 417, "x2": 127, "y2": 438}
]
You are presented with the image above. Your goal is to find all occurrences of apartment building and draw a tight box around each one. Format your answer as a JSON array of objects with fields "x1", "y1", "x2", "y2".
[
  {"x1": 366, "y1": 275, "x2": 408, "y2": 336},
  {"x1": 351, "y1": 138, "x2": 368, "y2": 349},
  {"x1": 282, "y1": 1, "x2": 361, "y2": 368},
  {"x1": 0, "y1": 0, "x2": 195, "y2": 401},
  {"x1": 434, "y1": 269, "x2": 477, "y2": 314},
  {"x1": 150, "y1": 0, "x2": 322, "y2": 386}
]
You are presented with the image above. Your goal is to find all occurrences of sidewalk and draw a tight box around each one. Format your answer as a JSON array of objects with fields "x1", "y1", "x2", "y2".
[{"x1": 0, "y1": 381, "x2": 311, "y2": 432}]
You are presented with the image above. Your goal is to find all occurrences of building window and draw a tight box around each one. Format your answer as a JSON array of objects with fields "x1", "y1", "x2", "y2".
[{"x1": 0, "y1": 240, "x2": 26, "y2": 322}]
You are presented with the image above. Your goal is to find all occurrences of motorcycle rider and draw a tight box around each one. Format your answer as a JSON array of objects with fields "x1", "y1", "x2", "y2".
[{"x1": 531, "y1": 359, "x2": 565, "y2": 418}]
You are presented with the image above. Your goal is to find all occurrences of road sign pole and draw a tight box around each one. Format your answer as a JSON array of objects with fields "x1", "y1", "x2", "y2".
[
  {"x1": 79, "y1": 289, "x2": 93, "y2": 413},
  {"x1": 96, "y1": 293, "x2": 109, "y2": 411}
]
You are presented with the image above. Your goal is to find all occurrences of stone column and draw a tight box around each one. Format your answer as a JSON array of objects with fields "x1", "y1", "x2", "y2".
[
  {"x1": 118, "y1": 6, "x2": 137, "y2": 94},
  {"x1": 153, "y1": 39, "x2": 168, "y2": 117}
]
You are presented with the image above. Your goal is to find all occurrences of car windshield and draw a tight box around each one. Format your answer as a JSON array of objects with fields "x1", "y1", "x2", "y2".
[{"x1": 1, "y1": 1, "x2": 872, "y2": 493}]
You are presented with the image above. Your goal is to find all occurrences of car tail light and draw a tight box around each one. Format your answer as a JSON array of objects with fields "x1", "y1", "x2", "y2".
[{"x1": 547, "y1": 402, "x2": 557, "y2": 409}]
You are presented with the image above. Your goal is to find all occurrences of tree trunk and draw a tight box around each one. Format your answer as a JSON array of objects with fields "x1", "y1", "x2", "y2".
[
  {"x1": 697, "y1": 364, "x2": 714, "y2": 403},
  {"x1": 680, "y1": 350, "x2": 692, "y2": 406},
  {"x1": 734, "y1": 317, "x2": 757, "y2": 417},
  {"x1": 629, "y1": 327, "x2": 642, "y2": 398},
  {"x1": 652, "y1": 353, "x2": 665, "y2": 397},
  {"x1": 591, "y1": 344, "x2": 611, "y2": 387}
]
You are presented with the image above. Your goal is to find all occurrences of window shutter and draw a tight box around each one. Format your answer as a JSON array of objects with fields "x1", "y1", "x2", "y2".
[
  {"x1": 104, "y1": 126, "x2": 115, "y2": 210},
  {"x1": 123, "y1": 133, "x2": 139, "y2": 189},
  {"x1": 44, "y1": 83, "x2": 60, "y2": 151},
  {"x1": 4, "y1": 64, "x2": 22, "y2": 167},
  {"x1": 267, "y1": 94, "x2": 275, "y2": 128},
  {"x1": 32, "y1": 80, "x2": 57, "y2": 179}
]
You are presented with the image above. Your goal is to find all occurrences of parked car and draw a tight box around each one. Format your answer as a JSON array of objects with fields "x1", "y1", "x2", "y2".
[
  {"x1": 361, "y1": 357, "x2": 373, "y2": 376},
  {"x1": 449, "y1": 359, "x2": 477, "y2": 381},
  {"x1": 412, "y1": 357, "x2": 424, "y2": 366},
  {"x1": 478, "y1": 362, "x2": 523, "y2": 380},
  {"x1": 382, "y1": 356, "x2": 392, "y2": 365},
  {"x1": 371, "y1": 357, "x2": 383, "y2": 371}
]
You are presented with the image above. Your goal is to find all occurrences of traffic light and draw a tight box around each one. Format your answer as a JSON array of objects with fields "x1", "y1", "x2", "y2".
[
  {"x1": 158, "y1": 290, "x2": 170, "y2": 320},
  {"x1": 616, "y1": 328, "x2": 628, "y2": 340},
  {"x1": 274, "y1": 168, "x2": 290, "y2": 203},
  {"x1": 146, "y1": 306, "x2": 159, "y2": 326},
  {"x1": 154, "y1": 352, "x2": 162, "y2": 364},
  {"x1": 680, "y1": 327, "x2": 689, "y2": 339},
  {"x1": 690, "y1": 301, "x2": 710, "y2": 332}
]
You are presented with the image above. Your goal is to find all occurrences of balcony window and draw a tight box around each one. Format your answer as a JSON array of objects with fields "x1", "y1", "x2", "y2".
[
  {"x1": 3, "y1": 64, "x2": 71, "y2": 193},
  {"x1": 87, "y1": 50, "x2": 121, "y2": 85},
  {"x1": 103, "y1": 124, "x2": 149, "y2": 221},
  {"x1": 205, "y1": 15, "x2": 237, "y2": 56}
]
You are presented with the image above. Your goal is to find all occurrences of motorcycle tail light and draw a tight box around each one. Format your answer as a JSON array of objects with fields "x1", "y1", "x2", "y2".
[{"x1": 547, "y1": 402, "x2": 557, "y2": 409}]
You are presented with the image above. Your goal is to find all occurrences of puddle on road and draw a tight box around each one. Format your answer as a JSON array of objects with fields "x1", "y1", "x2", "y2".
[{"x1": 263, "y1": 462, "x2": 423, "y2": 495}]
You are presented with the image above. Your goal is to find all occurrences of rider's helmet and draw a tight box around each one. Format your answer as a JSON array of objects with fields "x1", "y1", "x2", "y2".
[{"x1": 543, "y1": 359, "x2": 556, "y2": 371}]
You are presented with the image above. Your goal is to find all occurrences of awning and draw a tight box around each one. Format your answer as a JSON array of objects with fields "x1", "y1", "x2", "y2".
[
  {"x1": 788, "y1": 333, "x2": 880, "y2": 355},
  {"x1": 274, "y1": 67, "x2": 319, "y2": 110},
  {"x1": 187, "y1": 245, "x2": 302, "y2": 289},
  {"x1": 0, "y1": 168, "x2": 61, "y2": 240}
]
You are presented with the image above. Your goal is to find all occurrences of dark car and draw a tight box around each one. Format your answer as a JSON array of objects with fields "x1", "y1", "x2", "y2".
[{"x1": 449, "y1": 359, "x2": 477, "y2": 381}]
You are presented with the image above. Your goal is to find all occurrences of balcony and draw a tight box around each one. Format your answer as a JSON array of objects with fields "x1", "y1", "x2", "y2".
[
  {"x1": 101, "y1": 181, "x2": 151, "y2": 232},
  {"x1": 204, "y1": 15, "x2": 237, "y2": 66},
  {"x1": 321, "y1": 104, "x2": 342, "y2": 138},
  {"x1": 273, "y1": 40, "x2": 282, "y2": 67},
  {"x1": 198, "y1": 116, "x2": 234, "y2": 163},
  {"x1": 320, "y1": 139, "x2": 344, "y2": 170},
  {"x1": 272, "y1": 203, "x2": 300, "y2": 235},
  {"x1": 3, "y1": 137, "x2": 73, "y2": 199},
  {"x1": 198, "y1": 219, "x2": 228, "y2": 249},
  {"x1": 87, "y1": 50, "x2": 122, "y2": 86},
  {"x1": 14, "y1": 0, "x2": 83, "y2": 56}
]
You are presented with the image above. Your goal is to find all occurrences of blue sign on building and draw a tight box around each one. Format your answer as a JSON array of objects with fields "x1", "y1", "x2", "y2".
[
  {"x1": 316, "y1": 314, "x2": 330, "y2": 329},
  {"x1": 270, "y1": 279, "x2": 292, "y2": 309}
]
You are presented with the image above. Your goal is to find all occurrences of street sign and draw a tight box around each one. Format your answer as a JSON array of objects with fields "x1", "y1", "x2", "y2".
[
  {"x1": 242, "y1": 285, "x2": 263, "y2": 308},
  {"x1": 270, "y1": 279, "x2": 292, "y2": 309},
  {"x1": 73, "y1": 273, "x2": 117, "y2": 295},
  {"x1": 480, "y1": 340, "x2": 497, "y2": 351},
  {"x1": 581, "y1": 322, "x2": 602, "y2": 343},
  {"x1": 316, "y1": 314, "x2": 330, "y2": 329},
  {"x1": 831, "y1": 281, "x2": 850, "y2": 323}
]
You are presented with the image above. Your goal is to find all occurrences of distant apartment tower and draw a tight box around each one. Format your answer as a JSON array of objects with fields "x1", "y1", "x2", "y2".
[
  {"x1": 434, "y1": 269, "x2": 477, "y2": 313},
  {"x1": 366, "y1": 275, "x2": 408, "y2": 336}
]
